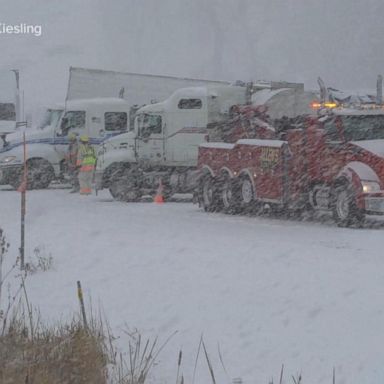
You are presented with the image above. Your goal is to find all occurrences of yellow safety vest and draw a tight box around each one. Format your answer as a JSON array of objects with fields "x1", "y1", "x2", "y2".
[{"x1": 77, "y1": 144, "x2": 96, "y2": 170}]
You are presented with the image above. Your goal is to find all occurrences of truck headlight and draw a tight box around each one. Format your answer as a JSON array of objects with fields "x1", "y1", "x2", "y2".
[
  {"x1": 362, "y1": 181, "x2": 381, "y2": 193},
  {"x1": 0, "y1": 155, "x2": 17, "y2": 164}
]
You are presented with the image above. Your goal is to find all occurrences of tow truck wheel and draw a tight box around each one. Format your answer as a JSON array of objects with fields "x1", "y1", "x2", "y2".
[
  {"x1": 200, "y1": 175, "x2": 220, "y2": 212},
  {"x1": 332, "y1": 182, "x2": 364, "y2": 227},
  {"x1": 221, "y1": 176, "x2": 238, "y2": 213},
  {"x1": 109, "y1": 169, "x2": 141, "y2": 202},
  {"x1": 239, "y1": 176, "x2": 254, "y2": 213}
]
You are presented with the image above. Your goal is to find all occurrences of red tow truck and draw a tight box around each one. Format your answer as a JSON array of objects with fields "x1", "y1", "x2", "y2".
[{"x1": 196, "y1": 103, "x2": 384, "y2": 226}]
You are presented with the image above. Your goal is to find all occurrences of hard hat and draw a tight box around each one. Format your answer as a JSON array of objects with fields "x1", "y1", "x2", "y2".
[
  {"x1": 79, "y1": 135, "x2": 89, "y2": 143},
  {"x1": 68, "y1": 132, "x2": 77, "y2": 141}
]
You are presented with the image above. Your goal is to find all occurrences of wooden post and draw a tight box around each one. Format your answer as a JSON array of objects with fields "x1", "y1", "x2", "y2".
[
  {"x1": 77, "y1": 281, "x2": 88, "y2": 329},
  {"x1": 176, "y1": 349, "x2": 182, "y2": 384}
]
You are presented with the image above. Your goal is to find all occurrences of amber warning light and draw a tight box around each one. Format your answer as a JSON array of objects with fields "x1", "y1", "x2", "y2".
[{"x1": 311, "y1": 101, "x2": 338, "y2": 109}]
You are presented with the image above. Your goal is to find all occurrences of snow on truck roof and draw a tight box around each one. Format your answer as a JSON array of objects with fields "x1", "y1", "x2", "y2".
[{"x1": 328, "y1": 88, "x2": 377, "y2": 104}]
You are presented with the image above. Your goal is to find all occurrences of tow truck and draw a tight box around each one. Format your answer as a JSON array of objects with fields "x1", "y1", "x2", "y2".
[{"x1": 196, "y1": 101, "x2": 384, "y2": 226}]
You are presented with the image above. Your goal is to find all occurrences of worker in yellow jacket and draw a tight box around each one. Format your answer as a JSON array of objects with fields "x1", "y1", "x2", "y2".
[{"x1": 76, "y1": 135, "x2": 97, "y2": 195}]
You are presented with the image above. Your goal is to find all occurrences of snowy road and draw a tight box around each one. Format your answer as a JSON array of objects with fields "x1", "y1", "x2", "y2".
[{"x1": 1, "y1": 187, "x2": 384, "y2": 384}]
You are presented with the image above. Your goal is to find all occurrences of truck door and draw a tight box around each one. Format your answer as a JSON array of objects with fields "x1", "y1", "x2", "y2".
[{"x1": 136, "y1": 113, "x2": 165, "y2": 164}]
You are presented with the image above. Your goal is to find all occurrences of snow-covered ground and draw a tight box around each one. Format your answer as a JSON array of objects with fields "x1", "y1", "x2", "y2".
[{"x1": 1, "y1": 186, "x2": 384, "y2": 384}]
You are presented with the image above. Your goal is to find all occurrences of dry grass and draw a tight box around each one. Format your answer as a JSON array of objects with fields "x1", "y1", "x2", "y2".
[
  {"x1": 0, "y1": 311, "x2": 107, "y2": 384},
  {"x1": 0, "y1": 302, "x2": 167, "y2": 384}
]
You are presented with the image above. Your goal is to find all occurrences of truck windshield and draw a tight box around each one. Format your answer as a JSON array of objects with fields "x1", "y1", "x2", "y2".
[
  {"x1": 325, "y1": 115, "x2": 384, "y2": 141},
  {"x1": 0, "y1": 103, "x2": 16, "y2": 121},
  {"x1": 39, "y1": 109, "x2": 64, "y2": 129},
  {"x1": 59, "y1": 110, "x2": 86, "y2": 136},
  {"x1": 137, "y1": 114, "x2": 162, "y2": 137}
]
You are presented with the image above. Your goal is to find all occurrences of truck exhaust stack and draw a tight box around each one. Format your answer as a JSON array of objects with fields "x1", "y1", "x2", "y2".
[{"x1": 377, "y1": 75, "x2": 382, "y2": 105}]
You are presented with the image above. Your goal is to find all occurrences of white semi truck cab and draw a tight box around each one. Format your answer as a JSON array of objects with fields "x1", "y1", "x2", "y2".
[
  {"x1": 95, "y1": 85, "x2": 248, "y2": 200},
  {"x1": 0, "y1": 98, "x2": 131, "y2": 189},
  {"x1": 0, "y1": 102, "x2": 17, "y2": 135},
  {"x1": 0, "y1": 70, "x2": 22, "y2": 136}
]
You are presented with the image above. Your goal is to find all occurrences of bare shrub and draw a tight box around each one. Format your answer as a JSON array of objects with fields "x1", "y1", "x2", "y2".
[
  {"x1": 105, "y1": 326, "x2": 177, "y2": 384},
  {"x1": 26, "y1": 245, "x2": 53, "y2": 274}
]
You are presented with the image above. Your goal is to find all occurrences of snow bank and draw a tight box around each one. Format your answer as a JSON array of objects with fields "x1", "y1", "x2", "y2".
[{"x1": 1, "y1": 187, "x2": 384, "y2": 384}]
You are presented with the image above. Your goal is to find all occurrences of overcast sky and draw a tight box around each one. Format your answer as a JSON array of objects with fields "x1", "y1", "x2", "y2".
[{"x1": 1, "y1": 0, "x2": 384, "y2": 114}]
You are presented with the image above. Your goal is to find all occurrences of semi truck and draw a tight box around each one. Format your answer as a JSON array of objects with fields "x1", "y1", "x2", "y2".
[
  {"x1": 94, "y1": 85, "x2": 248, "y2": 200},
  {"x1": 0, "y1": 98, "x2": 129, "y2": 189},
  {"x1": 94, "y1": 81, "x2": 317, "y2": 200},
  {"x1": 196, "y1": 102, "x2": 384, "y2": 226},
  {"x1": 0, "y1": 67, "x2": 227, "y2": 189}
]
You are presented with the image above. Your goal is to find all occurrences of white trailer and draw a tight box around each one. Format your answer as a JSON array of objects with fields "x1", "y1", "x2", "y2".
[{"x1": 67, "y1": 66, "x2": 228, "y2": 107}]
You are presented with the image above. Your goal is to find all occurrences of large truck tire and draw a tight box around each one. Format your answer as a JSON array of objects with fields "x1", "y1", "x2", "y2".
[
  {"x1": 200, "y1": 174, "x2": 221, "y2": 212},
  {"x1": 332, "y1": 181, "x2": 364, "y2": 227},
  {"x1": 238, "y1": 175, "x2": 255, "y2": 213},
  {"x1": 109, "y1": 168, "x2": 142, "y2": 202},
  {"x1": 221, "y1": 175, "x2": 239, "y2": 213},
  {"x1": 8, "y1": 159, "x2": 54, "y2": 190}
]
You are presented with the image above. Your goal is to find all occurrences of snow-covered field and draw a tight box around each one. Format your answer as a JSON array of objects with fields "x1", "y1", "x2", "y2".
[{"x1": 1, "y1": 186, "x2": 384, "y2": 384}]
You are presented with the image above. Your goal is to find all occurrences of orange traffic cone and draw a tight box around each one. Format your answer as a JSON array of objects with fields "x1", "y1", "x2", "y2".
[{"x1": 154, "y1": 179, "x2": 164, "y2": 204}]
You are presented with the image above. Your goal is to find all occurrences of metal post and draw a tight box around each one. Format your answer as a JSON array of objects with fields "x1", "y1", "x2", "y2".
[
  {"x1": 377, "y1": 75, "x2": 383, "y2": 105},
  {"x1": 11, "y1": 69, "x2": 21, "y2": 126}
]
